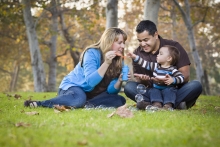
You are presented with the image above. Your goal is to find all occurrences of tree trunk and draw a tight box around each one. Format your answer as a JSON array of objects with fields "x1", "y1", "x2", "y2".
[
  {"x1": 144, "y1": 0, "x2": 160, "y2": 25},
  {"x1": 173, "y1": 0, "x2": 206, "y2": 94},
  {"x1": 22, "y1": 0, "x2": 47, "y2": 92},
  {"x1": 171, "y1": 3, "x2": 177, "y2": 41},
  {"x1": 58, "y1": 1, "x2": 80, "y2": 67},
  {"x1": 47, "y1": 0, "x2": 58, "y2": 92},
  {"x1": 106, "y1": 0, "x2": 118, "y2": 28},
  {"x1": 204, "y1": 70, "x2": 210, "y2": 95},
  {"x1": 9, "y1": 61, "x2": 20, "y2": 92}
]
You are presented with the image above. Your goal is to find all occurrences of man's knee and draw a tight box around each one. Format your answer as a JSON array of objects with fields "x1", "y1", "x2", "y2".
[
  {"x1": 124, "y1": 81, "x2": 136, "y2": 94},
  {"x1": 189, "y1": 80, "x2": 203, "y2": 93}
]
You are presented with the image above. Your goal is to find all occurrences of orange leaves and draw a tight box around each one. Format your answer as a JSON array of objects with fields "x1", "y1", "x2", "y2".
[{"x1": 107, "y1": 105, "x2": 133, "y2": 118}]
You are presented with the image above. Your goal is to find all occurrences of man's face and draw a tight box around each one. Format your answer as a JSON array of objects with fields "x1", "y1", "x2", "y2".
[{"x1": 137, "y1": 30, "x2": 158, "y2": 53}]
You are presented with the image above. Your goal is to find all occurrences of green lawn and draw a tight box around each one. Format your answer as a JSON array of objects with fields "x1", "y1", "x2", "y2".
[{"x1": 0, "y1": 92, "x2": 220, "y2": 147}]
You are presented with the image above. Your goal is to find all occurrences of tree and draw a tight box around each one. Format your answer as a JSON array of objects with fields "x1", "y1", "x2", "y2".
[
  {"x1": 42, "y1": 0, "x2": 59, "y2": 92},
  {"x1": 144, "y1": 0, "x2": 161, "y2": 25},
  {"x1": 173, "y1": 0, "x2": 208, "y2": 94},
  {"x1": 0, "y1": 1, "x2": 31, "y2": 92},
  {"x1": 22, "y1": 0, "x2": 47, "y2": 92},
  {"x1": 106, "y1": 0, "x2": 118, "y2": 28}
]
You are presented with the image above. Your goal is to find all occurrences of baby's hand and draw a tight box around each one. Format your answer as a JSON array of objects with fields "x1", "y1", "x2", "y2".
[
  {"x1": 164, "y1": 74, "x2": 174, "y2": 85},
  {"x1": 127, "y1": 52, "x2": 136, "y2": 60}
]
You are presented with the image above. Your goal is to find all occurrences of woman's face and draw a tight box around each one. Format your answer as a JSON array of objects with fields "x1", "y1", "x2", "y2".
[{"x1": 111, "y1": 34, "x2": 125, "y2": 55}]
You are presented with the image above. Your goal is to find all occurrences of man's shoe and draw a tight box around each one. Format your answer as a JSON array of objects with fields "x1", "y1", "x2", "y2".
[
  {"x1": 145, "y1": 105, "x2": 159, "y2": 111},
  {"x1": 163, "y1": 103, "x2": 174, "y2": 111},
  {"x1": 177, "y1": 101, "x2": 187, "y2": 110},
  {"x1": 136, "y1": 101, "x2": 150, "y2": 110},
  {"x1": 152, "y1": 102, "x2": 162, "y2": 108}
]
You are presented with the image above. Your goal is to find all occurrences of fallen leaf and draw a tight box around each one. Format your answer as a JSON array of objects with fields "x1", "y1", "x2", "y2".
[
  {"x1": 25, "y1": 111, "x2": 39, "y2": 115},
  {"x1": 77, "y1": 140, "x2": 88, "y2": 146},
  {"x1": 107, "y1": 105, "x2": 133, "y2": 118},
  {"x1": 13, "y1": 94, "x2": 22, "y2": 99},
  {"x1": 15, "y1": 122, "x2": 31, "y2": 127},
  {"x1": 107, "y1": 111, "x2": 115, "y2": 118},
  {"x1": 215, "y1": 106, "x2": 220, "y2": 112},
  {"x1": 53, "y1": 105, "x2": 73, "y2": 112},
  {"x1": 6, "y1": 94, "x2": 12, "y2": 97},
  {"x1": 20, "y1": 110, "x2": 25, "y2": 113},
  {"x1": 115, "y1": 105, "x2": 133, "y2": 118},
  {"x1": 27, "y1": 96, "x2": 33, "y2": 100},
  {"x1": 201, "y1": 109, "x2": 207, "y2": 114}
]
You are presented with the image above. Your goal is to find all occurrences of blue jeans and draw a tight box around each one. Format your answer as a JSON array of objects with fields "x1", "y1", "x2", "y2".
[
  {"x1": 37, "y1": 86, "x2": 126, "y2": 108},
  {"x1": 124, "y1": 80, "x2": 202, "y2": 109},
  {"x1": 149, "y1": 87, "x2": 177, "y2": 105}
]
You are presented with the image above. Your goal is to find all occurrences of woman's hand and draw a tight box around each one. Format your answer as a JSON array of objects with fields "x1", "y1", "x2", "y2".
[
  {"x1": 105, "y1": 51, "x2": 116, "y2": 65},
  {"x1": 118, "y1": 73, "x2": 132, "y2": 82}
]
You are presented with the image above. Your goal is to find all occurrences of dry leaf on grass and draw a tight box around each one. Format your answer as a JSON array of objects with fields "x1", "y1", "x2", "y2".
[
  {"x1": 107, "y1": 105, "x2": 133, "y2": 118},
  {"x1": 13, "y1": 94, "x2": 22, "y2": 99},
  {"x1": 77, "y1": 139, "x2": 88, "y2": 146},
  {"x1": 107, "y1": 111, "x2": 115, "y2": 118},
  {"x1": 15, "y1": 122, "x2": 31, "y2": 127},
  {"x1": 215, "y1": 106, "x2": 220, "y2": 112},
  {"x1": 25, "y1": 111, "x2": 39, "y2": 115},
  {"x1": 53, "y1": 105, "x2": 73, "y2": 113}
]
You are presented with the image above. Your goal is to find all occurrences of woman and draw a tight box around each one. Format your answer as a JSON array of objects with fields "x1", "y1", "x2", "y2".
[{"x1": 24, "y1": 28, "x2": 128, "y2": 108}]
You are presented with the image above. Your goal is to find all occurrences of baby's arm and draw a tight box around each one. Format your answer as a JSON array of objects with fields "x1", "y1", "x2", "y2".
[
  {"x1": 127, "y1": 52, "x2": 137, "y2": 60},
  {"x1": 164, "y1": 69, "x2": 184, "y2": 85}
]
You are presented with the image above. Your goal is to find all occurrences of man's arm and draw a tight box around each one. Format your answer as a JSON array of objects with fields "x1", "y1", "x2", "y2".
[{"x1": 178, "y1": 65, "x2": 190, "y2": 83}]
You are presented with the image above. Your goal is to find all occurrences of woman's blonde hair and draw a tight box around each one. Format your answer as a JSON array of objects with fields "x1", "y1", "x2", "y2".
[{"x1": 80, "y1": 27, "x2": 127, "y2": 77}]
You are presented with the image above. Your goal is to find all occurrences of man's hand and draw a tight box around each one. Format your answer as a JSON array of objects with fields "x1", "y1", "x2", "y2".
[{"x1": 134, "y1": 73, "x2": 150, "y2": 82}]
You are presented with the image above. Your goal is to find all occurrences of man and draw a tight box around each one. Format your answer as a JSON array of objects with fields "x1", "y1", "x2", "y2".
[{"x1": 124, "y1": 20, "x2": 202, "y2": 110}]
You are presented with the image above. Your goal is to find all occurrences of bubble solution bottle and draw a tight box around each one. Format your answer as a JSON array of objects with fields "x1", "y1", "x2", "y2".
[{"x1": 122, "y1": 65, "x2": 129, "y2": 81}]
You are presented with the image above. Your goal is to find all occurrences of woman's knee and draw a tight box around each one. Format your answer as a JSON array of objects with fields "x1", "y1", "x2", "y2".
[{"x1": 115, "y1": 95, "x2": 126, "y2": 107}]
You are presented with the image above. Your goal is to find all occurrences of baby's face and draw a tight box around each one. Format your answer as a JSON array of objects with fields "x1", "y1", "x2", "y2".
[{"x1": 156, "y1": 47, "x2": 171, "y2": 64}]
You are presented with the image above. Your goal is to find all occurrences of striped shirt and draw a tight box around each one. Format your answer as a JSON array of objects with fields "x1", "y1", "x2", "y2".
[{"x1": 134, "y1": 56, "x2": 184, "y2": 90}]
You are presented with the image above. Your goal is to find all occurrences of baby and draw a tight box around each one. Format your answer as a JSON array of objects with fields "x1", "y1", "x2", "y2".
[{"x1": 128, "y1": 45, "x2": 184, "y2": 110}]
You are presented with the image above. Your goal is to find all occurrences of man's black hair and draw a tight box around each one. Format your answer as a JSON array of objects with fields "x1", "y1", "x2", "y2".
[{"x1": 136, "y1": 20, "x2": 157, "y2": 36}]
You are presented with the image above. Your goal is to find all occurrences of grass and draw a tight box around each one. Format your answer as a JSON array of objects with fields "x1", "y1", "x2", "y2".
[{"x1": 0, "y1": 92, "x2": 220, "y2": 147}]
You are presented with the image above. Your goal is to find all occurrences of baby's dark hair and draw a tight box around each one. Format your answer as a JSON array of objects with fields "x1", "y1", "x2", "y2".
[
  {"x1": 136, "y1": 20, "x2": 157, "y2": 36},
  {"x1": 164, "y1": 45, "x2": 180, "y2": 65}
]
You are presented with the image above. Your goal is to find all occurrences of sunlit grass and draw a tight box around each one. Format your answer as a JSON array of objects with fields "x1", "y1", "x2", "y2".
[{"x1": 0, "y1": 92, "x2": 220, "y2": 147}]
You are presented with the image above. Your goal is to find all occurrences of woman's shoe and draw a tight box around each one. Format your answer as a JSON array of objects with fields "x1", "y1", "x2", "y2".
[{"x1": 24, "y1": 100, "x2": 38, "y2": 108}]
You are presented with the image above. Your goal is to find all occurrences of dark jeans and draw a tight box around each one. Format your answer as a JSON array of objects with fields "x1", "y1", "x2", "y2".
[
  {"x1": 37, "y1": 86, "x2": 126, "y2": 108},
  {"x1": 124, "y1": 80, "x2": 202, "y2": 109},
  {"x1": 149, "y1": 87, "x2": 177, "y2": 105}
]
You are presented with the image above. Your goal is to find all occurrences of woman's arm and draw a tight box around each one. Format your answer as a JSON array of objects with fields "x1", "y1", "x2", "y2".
[{"x1": 83, "y1": 49, "x2": 116, "y2": 87}]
